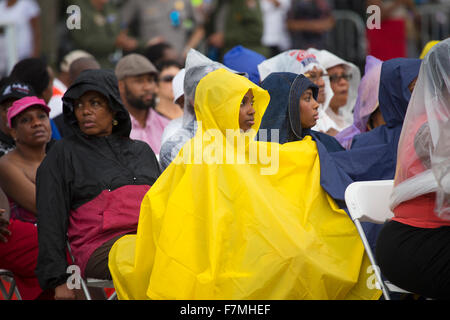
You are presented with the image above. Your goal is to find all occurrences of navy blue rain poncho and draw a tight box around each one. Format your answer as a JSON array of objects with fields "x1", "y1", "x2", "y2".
[
  {"x1": 256, "y1": 72, "x2": 350, "y2": 207},
  {"x1": 330, "y1": 58, "x2": 422, "y2": 182}
]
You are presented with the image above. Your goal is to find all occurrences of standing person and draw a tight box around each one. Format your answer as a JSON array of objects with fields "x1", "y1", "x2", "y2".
[
  {"x1": 35, "y1": 69, "x2": 160, "y2": 300},
  {"x1": 205, "y1": 0, "x2": 270, "y2": 58},
  {"x1": 335, "y1": 55, "x2": 383, "y2": 149},
  {"x1": 115, "y1": 53, "x2": 169, "y2": 155},
  {"x1": 287, "y1": 0, "x2": 335, "y2": 50},
  {"x1": 308, "y1": 49, "x2": 361, "y2": 136},
  {"x1": 67, "y1": 0, "x2": 139, "y2": 69},
  {"x1": 375, "y1": 39, "x2": 450, "y2": 300},
  {"x1": 366, "y1": 0, "x2": 420, "y2": 60},
  {"x1": 154, "y1": 60, "x2": 183, "y2": 121},
  {"x1": 260, "y1": 0, "x2": 291, "y2": 57},
  {"x1": 120, "y1": 0, "x2": 205, "y2": 59},
  {"x1": 0, "y1": 0, "x2": 41, "y2": 77},
  {"x1": 0, "y1": 97, "x2": 51, "y2": 224}
]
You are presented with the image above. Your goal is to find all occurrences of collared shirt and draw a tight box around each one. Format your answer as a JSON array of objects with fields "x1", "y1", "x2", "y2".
[{"x1": 129, "y1": 108, "x2": 171, "y2": 155}]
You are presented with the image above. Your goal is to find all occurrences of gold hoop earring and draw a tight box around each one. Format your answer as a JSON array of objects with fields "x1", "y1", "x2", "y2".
[{"x1": 112, "y1": 119, "x2": 118, "y2": 126}]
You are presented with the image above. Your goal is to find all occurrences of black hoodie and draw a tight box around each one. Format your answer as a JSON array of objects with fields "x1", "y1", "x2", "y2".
[{"x1": 35, "y1": 70, "x2": 161, "y2": 290}]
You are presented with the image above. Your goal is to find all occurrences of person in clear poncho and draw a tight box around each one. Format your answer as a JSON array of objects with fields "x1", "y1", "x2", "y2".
[
  {"x1": 159, "y1": 49, "x2": 243, "y2": 171},
  {"x1": 108, "y1": 67, "x2": 381, "y2": 300},
  {"x1": 375, "y1": 38, "x2": 450, "y2": 300},
  {"x1": 257, "y1": 49, "x2": 335, "y2": 134},
  {"x1": 335, "y1": 56, "x2": 383, "y2": 149},
  {"x1": 307, "y1": 49, "x2": 361, "y2": 136}
]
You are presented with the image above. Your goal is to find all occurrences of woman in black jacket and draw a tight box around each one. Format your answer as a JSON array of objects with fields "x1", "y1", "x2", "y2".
[{"x1": 35, "y1": 69, "x2": 161, "y2": 300}]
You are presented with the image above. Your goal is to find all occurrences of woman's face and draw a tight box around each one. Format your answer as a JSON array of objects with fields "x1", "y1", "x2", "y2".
[
  {"x1": 157, "y1": 66, "x2": 181, "y2": 101},
  {"x1": 304, "y1": 67, "x2": 326, "y2": 104},
  {"x1": 10, "y1": 105, "x2": 51, "y2": 146},
  {"x1": 239, "y1": 89, "x2": 255, "y2": 132},
  {"x1": 328, "y1": 65, "x2": 350, "y2": 109},
  {"x1": 74, "y1": 91, "x2": 114, "y2": 137},
  {"x1": 299, "y1": 88, "x2": 320, "y2": 129}
]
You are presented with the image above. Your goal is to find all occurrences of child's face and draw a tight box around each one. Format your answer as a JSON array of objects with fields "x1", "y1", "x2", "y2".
[
  {"x1": 299, "y1": 88, "x2": 319, "y2": 129},
  {"x1": 239, "y1": 89, "x2": 255, "y2": 132}
]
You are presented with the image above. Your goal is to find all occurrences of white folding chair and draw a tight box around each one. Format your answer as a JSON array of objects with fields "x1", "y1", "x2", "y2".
[
  {"x1": 344, "y1": 180, "x2": 412, "y2": 300},
  {"x1": 66, "y1": 241, "x2": 117, "y2": 300},
  {"x1": 0, "y1": 269, "x2": 21, "y2": 300}
]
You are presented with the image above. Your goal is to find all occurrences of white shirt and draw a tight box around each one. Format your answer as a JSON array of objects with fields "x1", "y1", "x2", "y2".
[
  {"x1": 0, "y1": 0, "x2": 40, "y2": 74},
  {"x1": 260, "y1": 0, "x2": 291, "y2": 50}
]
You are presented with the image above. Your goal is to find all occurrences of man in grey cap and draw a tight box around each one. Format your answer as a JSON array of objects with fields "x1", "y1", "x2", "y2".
[{"x1": 116, "y1": 53, "x2": 170, "y2": 156}]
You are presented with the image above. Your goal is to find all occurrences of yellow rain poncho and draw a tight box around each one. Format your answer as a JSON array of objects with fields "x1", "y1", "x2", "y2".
[{"x1": 108, "y1": 68, "x2": 381, "y2": 300}]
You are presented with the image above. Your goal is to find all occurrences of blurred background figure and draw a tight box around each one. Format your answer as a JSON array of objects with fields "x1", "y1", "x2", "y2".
[
  {"x1": 366, "y1": 0, "x2": 421, "y2": 60},
  {"x1": 204, "y1": 0, "x2": 269, "y2": 59},
  {"x1": 119, "y1": 0, "x2": 205, "y2": 60},
  {"x1": 260, "y1": 0, "x2": 292, "y2": 57},
  {"x1": 65, "y1": 0, "x2": 138, "y2": 69},
  {"x1": 154, "y1": 60, "x2": 183, "y2": 120},
  {"x1": 0, "y1": 0, "x2": 41, "y2": 77},
  {"x1": 287, "y1": 0, "x2": 335, "y2": 50}
]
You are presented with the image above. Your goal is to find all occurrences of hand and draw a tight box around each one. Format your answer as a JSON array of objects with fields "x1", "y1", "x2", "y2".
[
  {"x1": 0, "y1": 210, "x2": 11, "y2": 243},
  {"x1": 115, "y1": 31, "x2": 138, "y2": 51},
  {"x1": 146, "y1": 36, "x2": 165, "y2": 47},
  {"x1": 208, "y1": 32, "x2": 224, "y2": 48},
  {"x1": 54, "y1": 283, "x2": 76, "y2": 300}
]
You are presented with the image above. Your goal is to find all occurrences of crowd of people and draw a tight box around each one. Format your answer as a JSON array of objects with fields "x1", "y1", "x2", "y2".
[{"x1": 0, "y1": 0, "x2": 449, "y2": 301}]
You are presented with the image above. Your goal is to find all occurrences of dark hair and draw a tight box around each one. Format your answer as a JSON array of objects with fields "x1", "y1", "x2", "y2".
[
  {"x1": 144, "y1": 42, "x2": 174, "y2": 65},
  {"x1": 9, "y1": 58, "x2": 50, "y2": 96},
  {"x1": 156, "y1": 59, "x2": 183, "y2": 73}
]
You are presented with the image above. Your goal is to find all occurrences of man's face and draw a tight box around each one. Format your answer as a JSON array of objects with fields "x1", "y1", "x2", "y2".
[
  {"x1": 120, "y1": 73, "x2": 158, "y2": 110},
  {"x1": 0, "y1": 99, "x2": 15, "y2": 135}
]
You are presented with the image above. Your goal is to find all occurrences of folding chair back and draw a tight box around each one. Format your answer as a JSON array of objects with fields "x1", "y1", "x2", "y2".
[{"x1": 345, "y1": 180, "x2": 411, "y2": 300}]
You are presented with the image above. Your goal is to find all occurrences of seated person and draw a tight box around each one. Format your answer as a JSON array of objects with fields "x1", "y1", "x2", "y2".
[
  {"x1": 0, "y1": 79, "x2": 37, "y2": 157},
  {"x1": 108, "y1": 68, "x2": 381, "y2": 300},
  {"x1": 308, "y1": 49, "x2": 361, "y2": 136},
  {"x1": 376, "y1": 39, "x2": 450, "y2": 300},
  {"x1": 0, "y1": 96, "x2": 52, "y2": 224},
  {"x1": 0, "y1": 99, "x2": 54, "y2": 300},
  {"x1": 335, "y1": 56, "x2": 383, "y2": 149},
  {"x1": 35, "y1": 69, "x2": 161, "y2": 300}
]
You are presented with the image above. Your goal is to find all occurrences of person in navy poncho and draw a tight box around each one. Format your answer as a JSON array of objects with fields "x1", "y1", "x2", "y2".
[
  {"x1": 330, "y1": 58, "x2": 422, "y2": 182},
  {"x1": 256, "y1": 72, "x2": 350, "y2": 209}
]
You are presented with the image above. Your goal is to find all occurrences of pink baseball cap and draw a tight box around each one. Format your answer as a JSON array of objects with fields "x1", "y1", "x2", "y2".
[{"x1": 7, "y1": 96, "x2": 51, "y2": 128}]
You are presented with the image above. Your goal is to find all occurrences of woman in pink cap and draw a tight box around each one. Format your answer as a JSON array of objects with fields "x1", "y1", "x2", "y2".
[
  {"x1": 0, "y1": 96, "x2": 54, "y2": 300},
  {"x1": 0, "y1": 96, "x2": 51, "y2": 223}
]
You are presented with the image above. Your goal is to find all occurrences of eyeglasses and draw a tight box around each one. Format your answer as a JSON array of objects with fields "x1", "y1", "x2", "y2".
[
  {"x1": 329, "y1": 74, "x2": 352, "y2": 83},
  {"x1": 305, "y1": 73, "x2": 328, "y2": 83},
  {"x1": 160, "y1": 75, "x2": 175, "y2": 83}
]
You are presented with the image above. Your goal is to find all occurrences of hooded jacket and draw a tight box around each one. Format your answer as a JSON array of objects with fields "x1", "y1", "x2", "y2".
[
  {"x1": 257, "y1": 72, "x2": 350, "y2": 205},
  {"x1": 35, "y1": 69, "x2": 160, "y2": 290},
  {"x1": 330, "y1": 58, "x2": 422, "y2": 182},
  {"x1": 108, "y1": 68, "x2": 380, "y2": 300}
]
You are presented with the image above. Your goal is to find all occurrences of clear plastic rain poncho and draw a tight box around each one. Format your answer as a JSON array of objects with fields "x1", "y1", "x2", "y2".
[
  {"x1": 257, "y1": 49, "x2": 334, "y2": 132},
  {"x1": 159, "y1": 49, "x2": 245, "y2": 170},
  {"x1": 308, "y1": 48, "x2": 361, "y2": 131},
  {"x1": 335, "y1": 56, "x2": 383, "y2": 149},
  {"x1": 390, "y1": 38, "x2": 450, "y2": 220}
]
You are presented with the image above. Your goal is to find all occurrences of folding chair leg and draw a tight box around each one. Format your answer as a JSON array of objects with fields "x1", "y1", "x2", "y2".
[{"x1": 354, "y1": 220, "x2": 391, "y2": 300}]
